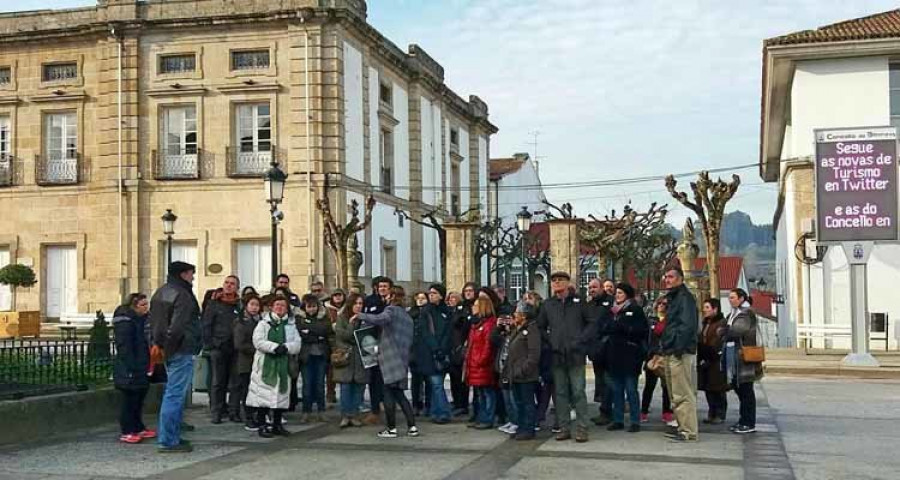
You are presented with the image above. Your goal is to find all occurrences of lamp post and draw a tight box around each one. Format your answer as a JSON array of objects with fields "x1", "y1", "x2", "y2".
[
  {"x1": 516, "y1": 206, "x2": 533, "y2": 299},
  {"x1": 161, "y1": 209, "x2": 178, "y2": 267},
  {"x1": 264, "y1": 160, "x2": 288, "y2": 288}
]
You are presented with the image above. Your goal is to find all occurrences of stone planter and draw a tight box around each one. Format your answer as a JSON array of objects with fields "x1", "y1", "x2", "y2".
[{"x1": 0, "y1": 311, "x2": 41, "y2": 338}]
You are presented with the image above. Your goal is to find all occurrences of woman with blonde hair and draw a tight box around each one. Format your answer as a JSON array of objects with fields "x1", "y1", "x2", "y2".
[{"x1": 465, "y1": 294, "x2": 498, "y2": 429}]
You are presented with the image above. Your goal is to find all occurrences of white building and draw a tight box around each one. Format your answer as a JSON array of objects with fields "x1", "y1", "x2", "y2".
[{"x1": 760, "y1": 10, "x2": 900, "y2": 349}]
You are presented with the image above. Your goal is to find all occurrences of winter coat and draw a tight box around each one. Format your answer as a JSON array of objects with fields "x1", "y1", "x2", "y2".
[
  {"x1": 296, "y1": 304, "x2": 333, "y2": 362},
  {"x1": 332, "y1": 313, "x2": 370, "y2": 384},
  {"x1": 536, "y1": 293, "x2": 594, "y2": 366},
  {"x1": 245, "y1": 313, "x2": 302, "y2": 410},
  {"x1": 491, "y1": 322, "x2": 512, "y2": 384},
  {"x1": 358, "y1": 306, "x2": 414, "y2": 386},
  {"x1": 506, "y1": 320, "x2": 541, "y2": 384},
  {"x1": 465, "y1": 315, "x2": 498, "y2": 387},
  {"x1": 698, "y1": 313, "x2": 728, "y2": 392},
  {"x1": 112, "y1": 306, "x2": 150, "y2": 390},
  {"x1": 201, "y1": 294, "x2": 240, "y2": 351},
  {"x1": 602, "y1": 301, "x2": 649, "y2": 378},
  {"x1": 233, "y1": 312, "x2": 260, "y2": 374},
  {"x1": 450, "y1": 301, "x2": 473, "y2": 367},
  {"x1": 150, "y1": 274, "x2": 202, "y2": 357},
  {"x1": 585, "y1": 294, "x2": 614, "y2": 364},
  {"x1": 364, "y1": 293, "x2": 388, "y2": 314},
  {"x1": 413, "y1": 302, "x2": 452, "y2": 376},
  {"x1": 660, "y1": 284, "x2": 699, "y2": 356},
  {"x1": 723, "y1": 305, "x2": 765, "y2": 384}
]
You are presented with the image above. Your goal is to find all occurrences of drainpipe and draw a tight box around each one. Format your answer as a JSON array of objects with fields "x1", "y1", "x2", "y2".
[
  {"x1": 301, "y1": 14, "x2": 315, "y2": 283},
  {"x1": 111, "y1": 25, "x2": 125, "y2": 301}
]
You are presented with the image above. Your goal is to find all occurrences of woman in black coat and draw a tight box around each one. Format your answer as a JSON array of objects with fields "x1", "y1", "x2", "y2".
[
  {"x1": 113, "y1": 293, "x2": 153, "y2": 444},
  {"x1": 603, "y1": 283, "x2": 649, "y2": 433}
]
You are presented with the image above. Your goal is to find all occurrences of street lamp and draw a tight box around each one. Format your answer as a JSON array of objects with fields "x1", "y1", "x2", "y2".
[
  {"x1": 264, "y1": 160, "x2": 288, "y2": 287},
  {"x1": 516, "y1": 206, "x2": 533, "y2": 298},
  {"x1": 161, "y1": 209, "x2": 178, "y2": 267}
]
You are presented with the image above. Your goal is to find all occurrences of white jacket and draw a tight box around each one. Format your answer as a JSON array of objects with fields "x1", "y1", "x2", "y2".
[{"x1": 245, "y1": 313, "x2": 302, "y2": 409}]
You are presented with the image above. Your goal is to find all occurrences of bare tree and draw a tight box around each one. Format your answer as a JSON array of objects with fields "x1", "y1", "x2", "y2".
[
  {"x1": 580, "y1": 202, "x2": 668, "y2": 280},
  {"x1": 395, "y1": 205, "x2": 480, "y2": 284},
  {"x1": 665, "y1": 171, "x2": 741, "y2": 298},
  {"x1": 317, "y1": 193, "x2": 376, "y2": 290}
]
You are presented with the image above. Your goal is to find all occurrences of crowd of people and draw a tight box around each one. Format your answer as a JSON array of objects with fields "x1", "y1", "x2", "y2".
[{"x1": 110, "y1": 260, "x2": 764, "y2": 453}]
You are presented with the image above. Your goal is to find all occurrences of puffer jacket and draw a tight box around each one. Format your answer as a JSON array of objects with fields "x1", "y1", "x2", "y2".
[
  {"x1": 201, "y1": 292, "x2": 240, "y2": 351},
  {"x1": 233, "y1": 311, "x2": 260, "y2": 375},
  {"x1": 245, "y1": 313, "x2": 302, "y2": 410},
  {"x1": 296, "y1": 304, "x2": 333, "y2": 362},
  {"x1": 112, "y1": 306, "x2": 150, "y2": 390},
  {"x1": 465, "y1": 315, "x2": 497, "y2": 387},
  {"x1": 149, "y1": 274, "x2": 201, "y2": 357},
  {"x1": 660, "y1": 284, "x2": 698, "y2": 356},
  {"x1": 536, "y1": 293, "x2": 594, "y2": 366},
  {"x1": 507, "y1": 320, "x2": 541, "y2": 384}
]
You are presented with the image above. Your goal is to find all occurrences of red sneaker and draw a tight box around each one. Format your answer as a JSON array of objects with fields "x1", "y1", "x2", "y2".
[
  {"x1": 661, "y1": 412, "x2": 675, "y2": 425},
  {"x1": 138, "y1": 429, "x2": 157, "y2": 439},
  {"x1": 119, "y1": 434, "x2": 143, "y2": 444},
  {"x1": 640, "y1": 413, "x2": 649, "y2": 423}
]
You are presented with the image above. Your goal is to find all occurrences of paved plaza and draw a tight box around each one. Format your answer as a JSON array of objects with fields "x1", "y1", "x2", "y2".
[{"x1": 0, "y1": 376, "x2": 897, "y2": 480}]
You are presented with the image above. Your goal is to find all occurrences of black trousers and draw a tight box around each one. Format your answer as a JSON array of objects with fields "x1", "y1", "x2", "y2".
[
  {"x1": 229, "y1": 372, "x2": 251, "y2": 418},
  {"x1": 735, "y1": 382, "x2": 756, "y2": 428},
  {"x1": 118, "y1": 387, "x2": 148, "y2": 435},
  {"x1": 383, "y1": 382, "x2": 415, "y2": 430},
  {"x1": 641, "y1": 368, "x2": 672, "y2": 414},
  {"x1": 449, "y1": 366, "x2": 469, "y2": 411},
  {"x1": 411, "y1": 372, "x2": 431, "y2": 411},
  {"x1": 705, "y1": 390, "x2": 728, "y2": 420},
  {"x1": 209, "y1": 348, "x2": 234, "y2": 417},
  {"x1": 368, "y1": 366, "x2": 384, "y2": 414}
]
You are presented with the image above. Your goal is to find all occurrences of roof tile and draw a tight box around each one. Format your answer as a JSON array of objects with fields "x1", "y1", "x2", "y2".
[{"x1": 766, "y1": 9, "x2": 900, "y2": 46}]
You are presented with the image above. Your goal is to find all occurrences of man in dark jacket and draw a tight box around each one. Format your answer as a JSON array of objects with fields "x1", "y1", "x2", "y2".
[
  {"x1": 365, "y1": 276, "x2": 392, "y2": 314},
  {"x1": 274, "y1": 273, "x2": 302, "y2": 309},
  {"x1": 586, "y1": 278, "x2": 614, "y2": 425},
  {"x1": 536, "y1": 271, "x2": 595, "y2": 443},
  {"x1": 415, "y1": 283, "x2": 453, "y2": 423},
  {"x1": 201, "y1": 275, "x2": 241, "y2": 424},
  {"x1": 661, "y1": 267, "x2": 699, "y2": 442},
  {"x1": 449, "y1": 282, "x2": 477, "y2": 416},
  {"x1": 150, "y1": 261, "x2": 201, "y2": 453}
]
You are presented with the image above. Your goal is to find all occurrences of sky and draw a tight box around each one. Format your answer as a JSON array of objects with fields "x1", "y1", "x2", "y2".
[{"x1": 15, "y1": 0, "x2": 900, "y2": 226}]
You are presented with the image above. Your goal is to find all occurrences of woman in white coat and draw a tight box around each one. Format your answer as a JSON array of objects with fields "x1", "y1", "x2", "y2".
[{"x1": 246, "y1": 296, "x2": 302, "y2": 438}]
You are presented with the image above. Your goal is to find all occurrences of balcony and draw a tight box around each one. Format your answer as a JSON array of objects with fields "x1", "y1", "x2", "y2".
[
  {"x1": 380, "y1": 166, "x2": 393, "y2": 195},
  {"x1": 226, "y1": 146, "x2": 278, "y2": 177},
  {"x1": 35, "y1": 153, "x2": 80, "y2": 186},
  {"x1": 153, "y1": 149, "x2": 201, "y2": 180},
  {"x1": 0, "y1": 154, "x2": 12, "y2": 187}
]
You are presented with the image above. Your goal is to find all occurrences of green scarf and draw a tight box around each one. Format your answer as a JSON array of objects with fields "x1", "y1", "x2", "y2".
[{"x1": 261, "y1": 316, "x2": 289, "y2": 393}]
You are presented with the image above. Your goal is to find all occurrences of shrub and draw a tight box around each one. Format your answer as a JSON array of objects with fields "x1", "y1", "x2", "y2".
[{"x1": 0, "y1": 264, "x2": 36, "y2": 288}]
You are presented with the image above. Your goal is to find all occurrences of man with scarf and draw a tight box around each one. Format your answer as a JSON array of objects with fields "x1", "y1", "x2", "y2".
[
  {"x1": 201, "y1": 275, "x2": 242, "y2": 424},
  {"x1": 151, "y1": 261, "x2": 202, "y2": 453}
]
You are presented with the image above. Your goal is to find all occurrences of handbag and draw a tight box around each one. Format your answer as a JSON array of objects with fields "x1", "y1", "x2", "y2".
[
  {"x1": 739, "y1": 322, "x2": 766, "y2": 363},
  {"x1": 330, "y1": 347, "x2": 351, "y2": 368},
  {"x1": 646, "y1": 355, "x2": 665, "y2": 376}
]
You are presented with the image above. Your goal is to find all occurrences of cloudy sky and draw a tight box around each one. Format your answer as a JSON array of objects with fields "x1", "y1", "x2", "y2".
[{"x1": 17, "y1": 0, "x2": 900, "y2": 225}]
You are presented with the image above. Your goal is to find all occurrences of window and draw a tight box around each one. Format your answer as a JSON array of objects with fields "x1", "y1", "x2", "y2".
[
  {"x1": 381, "y1": 240, "x2": 397, "y2": 280},
  {"x1": 233, "y1": 103, "x2": 272, "y2": 175},
  {"x1": 0, "y1": 67, "x2": 9, "y2": 85},
  {"x1": 42, "y1": 62, "x2": 77, "y2": 82},
  {"x1": 580, "y1": 269, "x2": 599, "y2": 289},
  {"x1": 379, "y1": 81, "x2": 392, "y2": 108},
  {"x1": 509, "y1": 271, "x2": 523, "y2": 302},
  {"x1": 380, "y1": 128, "x2": 394, "y2": 194},
  {"x1": 236, "y1": 240, "x2": 273, "y2": 294},
  {"x1": 159, "y1": 106, "x2": 198, "y2": 178},
  {"x1": 44, "y1": 111, "x2": 77, "y2": 161},
  {"x1": 231, "y1": 50, "x2": 270, "y2": 71},
  {"x1": 159, "y1": 54, "x2": 196, "y2": 74},
  {"x1": 0, "y1": 115, "x2": 10, "y2": 186},
  {"x1": 450, "y1": 160, "x2": 461, "y2": 216},
  {"x1": 163, "y1": 241, "x2": 199, "y2": 297},
  {"x1": 450, "y1": 127, "x2": 459, "y2": 147},
  {"x1": 891, "y1": 64, "x2": 900, "y2": 132}
]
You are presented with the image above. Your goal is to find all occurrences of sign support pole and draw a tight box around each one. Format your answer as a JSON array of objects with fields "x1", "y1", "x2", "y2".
[{"x1": 841, "y1": 242, "x2": 879, "y2": 367}]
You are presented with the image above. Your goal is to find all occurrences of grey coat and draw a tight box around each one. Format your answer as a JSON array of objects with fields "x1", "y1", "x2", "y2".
[
  {"x1": 358, "y1": 306, "x2": 414, "y2": 386},
  {"x1": 333, "y1": 314, "x2": 370, "y2": 384},
  {"x1": 723, "y1": 305, "x2": 765, "y2": 384}
]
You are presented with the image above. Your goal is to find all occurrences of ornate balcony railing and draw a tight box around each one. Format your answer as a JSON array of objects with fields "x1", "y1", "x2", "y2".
[
  {"x1": 0, "y1": 154, "x2": 12, "y2": 187},
  {"x1": 226, "y1": 146, "x2": 277, "y2": 177},
  {"x1": 35, "y1": 153, "x2": 80, "y2": 186},
  {"x1": 153, "y1": 149, "x2": 201, "y2": 180}
]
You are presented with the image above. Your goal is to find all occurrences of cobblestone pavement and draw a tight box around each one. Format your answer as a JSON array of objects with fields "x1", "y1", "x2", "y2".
[{"x1": 0, "y1": 376, "x2": 896, "y2": 480}]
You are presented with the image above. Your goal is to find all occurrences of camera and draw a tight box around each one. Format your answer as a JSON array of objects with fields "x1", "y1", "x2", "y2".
[{"x1": 272, "y1": 209, "x2": 284, "y2": 222}]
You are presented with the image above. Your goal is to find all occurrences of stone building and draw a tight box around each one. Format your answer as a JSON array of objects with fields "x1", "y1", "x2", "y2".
[{"x1": 0, "y1": 0, "x2": 496, "y2": 318}]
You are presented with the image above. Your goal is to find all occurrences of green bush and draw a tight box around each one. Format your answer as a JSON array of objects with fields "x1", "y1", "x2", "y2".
[{"x1": 0, "y1": 264, "x2": 36, "y2": 288}]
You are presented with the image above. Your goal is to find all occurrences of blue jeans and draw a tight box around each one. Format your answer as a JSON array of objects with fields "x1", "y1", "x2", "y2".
[
  {"x1": 473, "y1": 386, "x2": 496, "y2": 425},
  {"x1": 512, "y1": 382, "x2": 537, "y2": 435},
  {"x1": 302, "y1": 354, "x2": 327, "y2": 413},
  {"x1": 427, "y1": 374, "x2": 451, "y2": 421},
  {"x1": 158, "y1": 353, "x2": 194, "y2": 448},
  {"x1": 339, "y1": 383, "x2": 364, "y2": 417},
  {"x1": 610, "y1": 374, "x2": 640, "y2": 425},
  {"x1": 501, "y1": 386, "x2": 518, "y2": 425}
]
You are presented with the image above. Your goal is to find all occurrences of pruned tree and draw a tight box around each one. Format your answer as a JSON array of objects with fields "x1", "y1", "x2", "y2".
[
  {"x1": 317, "y1": 193, "x2": 376, "y2": 290},
  {"x1": 665, "y1": 171, "x2": 741, "y2": 298},
  {"x1": 396, "y1": 205, "x2": 480, "y2": 284},
  {"x1": 580, "y1": 202, "x2": 668, "y2": 280}
]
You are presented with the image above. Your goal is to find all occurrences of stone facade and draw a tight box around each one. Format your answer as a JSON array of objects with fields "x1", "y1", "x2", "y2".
[{"x1": 0, "y1": 0, "x2": 496, "y2": 317}]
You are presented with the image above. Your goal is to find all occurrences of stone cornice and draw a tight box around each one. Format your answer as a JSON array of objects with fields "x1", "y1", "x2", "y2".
[
  {"x1": 215, "y1": 82, "x2": 281, "y2": 94},
  {"x1": 146, "y1": 86, "x2": 207, "y2": 97},
  {"x1": 29, "y1": 91, "x2": 87, "y2": 103}
]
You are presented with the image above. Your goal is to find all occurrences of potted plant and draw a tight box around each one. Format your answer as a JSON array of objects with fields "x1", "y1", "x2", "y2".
[{"x1": 0, "y1": 264, "x2": 39, "y2": 338}]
